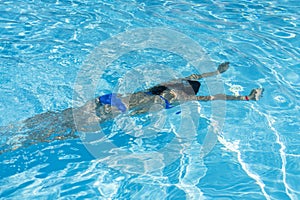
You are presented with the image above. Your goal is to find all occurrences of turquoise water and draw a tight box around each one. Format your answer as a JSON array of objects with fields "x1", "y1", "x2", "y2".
[{"x1": 0, "y1": 0, "x2": 299, "y2": 199}]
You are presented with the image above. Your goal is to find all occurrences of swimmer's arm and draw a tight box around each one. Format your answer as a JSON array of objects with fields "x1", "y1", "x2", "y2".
[
  {"x1": 187, "y1": 88, "x2": 263, "y2": 101},
  {"x1": 184, "y1": 62, "x2": 230, "y2": 80},
  {"x1": 192, "y1": 94, "x2": 247, "y2": 101}
]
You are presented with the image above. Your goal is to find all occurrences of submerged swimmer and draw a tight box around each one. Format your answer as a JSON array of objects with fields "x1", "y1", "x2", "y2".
[
  {"x1": 94, "y1": 62, "x2": 263, "y2": 118},
  {"x1": 0, "y1": 62, "x2": 263, "y2": 154}
]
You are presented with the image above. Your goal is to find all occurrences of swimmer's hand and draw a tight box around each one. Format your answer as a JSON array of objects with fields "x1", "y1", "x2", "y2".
[
  {"x1": 248, "y1": 88, "x2": 264, "y2": 100},
  {"x1": 217, "y1": 62, "x2": 230, "y2": 74}
]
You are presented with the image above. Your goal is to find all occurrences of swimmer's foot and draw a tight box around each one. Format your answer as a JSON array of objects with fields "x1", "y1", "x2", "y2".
[
  {"x1": 217, "y1": 62, "x2": 230, "y2": 74},
  {"x1": 247, "y1": 88, "x2": 264, "y2": 100}
]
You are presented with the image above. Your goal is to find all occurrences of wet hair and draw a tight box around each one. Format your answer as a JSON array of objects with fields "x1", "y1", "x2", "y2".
[
  {"x1": 148, "y1": 80, "x2": 200, "y2": 95},
  {"x1": 148, "y1": 85, "x2": 168, "y2": 95},
  {"x1": 187, "y1": 80, "x2": 201, "y2": 94}
]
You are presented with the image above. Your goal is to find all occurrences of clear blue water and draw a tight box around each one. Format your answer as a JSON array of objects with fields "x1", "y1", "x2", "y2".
[{"x1": 0, "y1": 0, "x2": 299, "y2": 199}]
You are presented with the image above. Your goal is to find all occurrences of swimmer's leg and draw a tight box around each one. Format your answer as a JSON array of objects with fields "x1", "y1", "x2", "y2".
[
  {"x1": 194, "y1": 88, "x2": 264, "y2": 101},
  {"x1": 184, "y1": 62, "x2": 230, "y2": 80}
]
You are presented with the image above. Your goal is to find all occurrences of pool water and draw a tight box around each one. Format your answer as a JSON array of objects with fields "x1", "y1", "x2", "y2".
[{"x1": 0, "y1": 0, "x2": 299, "y2": 199}]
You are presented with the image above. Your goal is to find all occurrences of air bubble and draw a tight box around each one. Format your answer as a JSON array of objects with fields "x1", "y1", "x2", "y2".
[
  {"x1": 274, "y1": 95, "x2": 286, "y2": 103},
  {"x1": 229, "y1": 85, "x2": 244, "y2": 96}
]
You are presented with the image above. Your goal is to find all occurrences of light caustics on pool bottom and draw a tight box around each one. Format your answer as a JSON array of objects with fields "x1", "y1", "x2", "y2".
[{"x1": 0, "y1": 0, "x2": 299, "y2": 199}]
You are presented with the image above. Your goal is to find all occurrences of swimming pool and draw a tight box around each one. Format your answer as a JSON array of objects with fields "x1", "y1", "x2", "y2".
[{"x1": 0, "y1": 0, "x2": 299, "y2": 199}]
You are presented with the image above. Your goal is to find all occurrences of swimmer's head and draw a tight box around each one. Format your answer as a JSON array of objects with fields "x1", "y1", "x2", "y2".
[
  {"x1": 148, "y1": 85, "x2": 168, "y2": 95},
  {"x1": 187, "y1": 80, "x2": 200, "y2": 94},
  {"x1": 148, "y1": 80, "x2": 200, "y2": 96}
]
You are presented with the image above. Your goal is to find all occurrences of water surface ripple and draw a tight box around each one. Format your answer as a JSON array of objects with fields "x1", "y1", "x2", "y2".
[{"x1": 0, "y1": 0, "x2": 299, "y2": 199}]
